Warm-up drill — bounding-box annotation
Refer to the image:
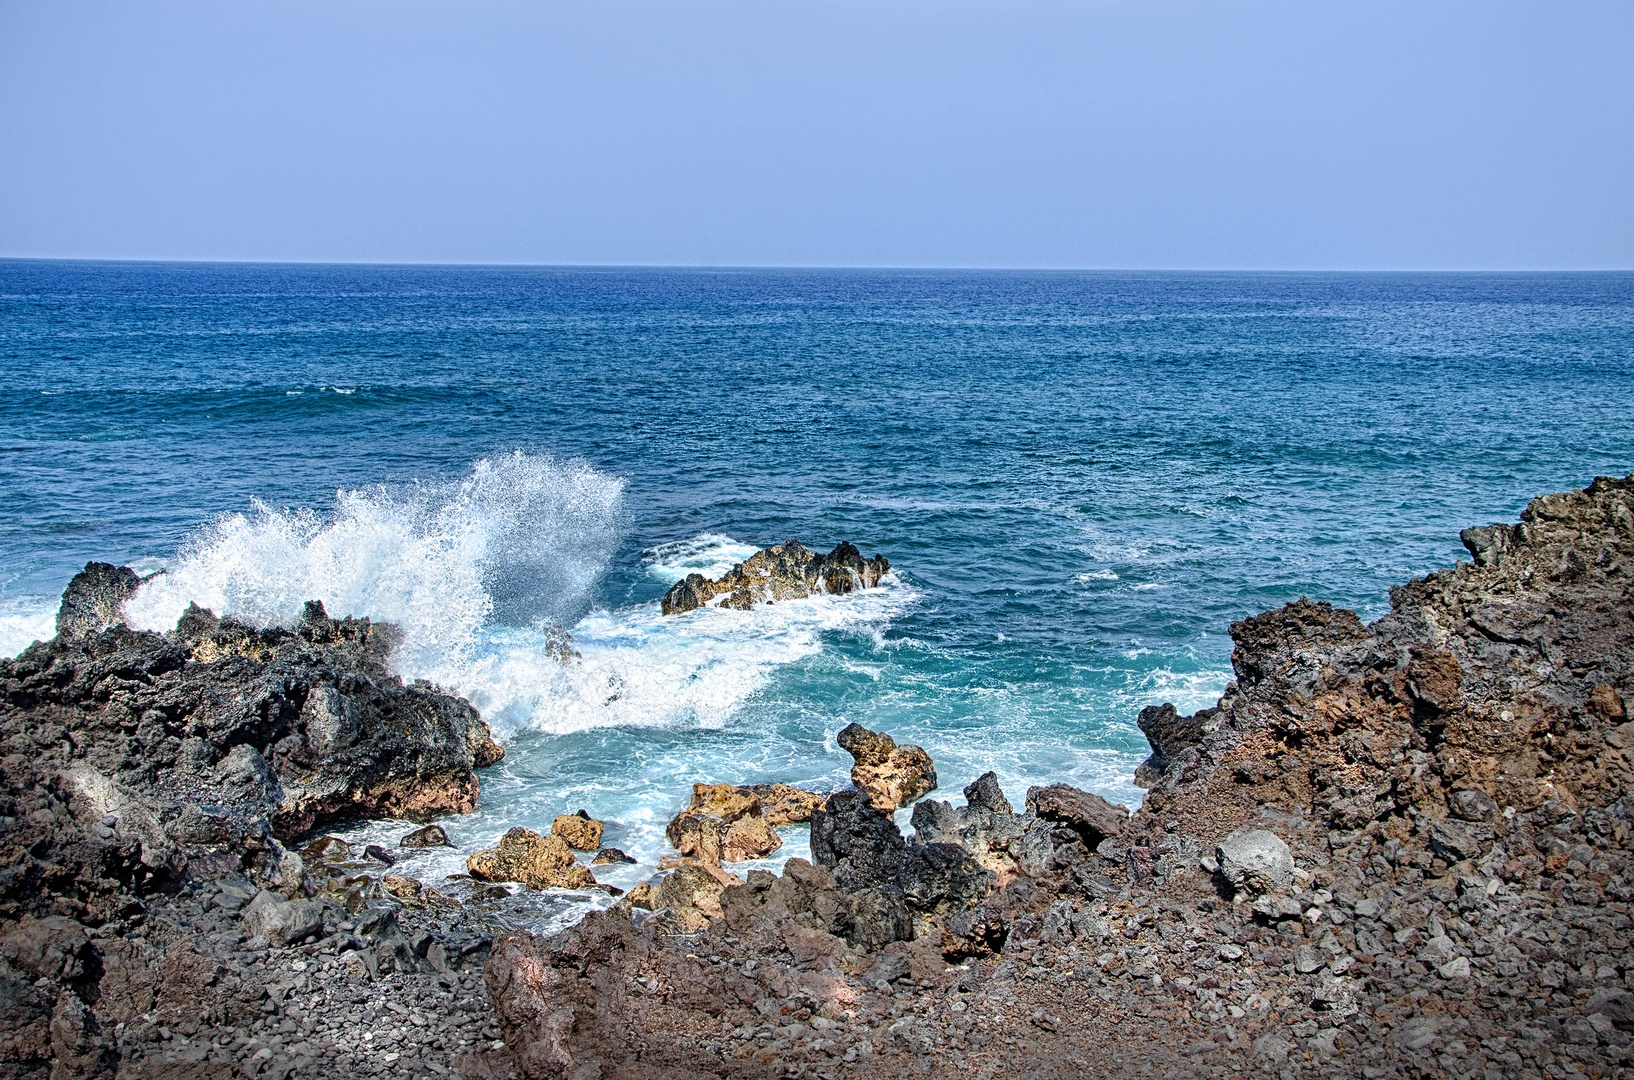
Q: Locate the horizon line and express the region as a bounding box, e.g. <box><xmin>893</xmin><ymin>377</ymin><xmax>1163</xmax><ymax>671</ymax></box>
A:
<box><xmin>1</xmin><ymin>255</ymin><xmax>1631</xmax><ymax>275</ymax></box>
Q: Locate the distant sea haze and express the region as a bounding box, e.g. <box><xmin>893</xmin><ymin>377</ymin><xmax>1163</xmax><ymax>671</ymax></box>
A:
<box><xmin>2</xmin><ymin>262</ymin><xmax>1630</xmax><ymax>927</ymax></box>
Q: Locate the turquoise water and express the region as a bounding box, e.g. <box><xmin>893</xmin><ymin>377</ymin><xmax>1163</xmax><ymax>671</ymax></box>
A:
<box><xmin>3</xmin><ymin>262</ymin><xmax>1632</xmax><ymax>927</ymax></box>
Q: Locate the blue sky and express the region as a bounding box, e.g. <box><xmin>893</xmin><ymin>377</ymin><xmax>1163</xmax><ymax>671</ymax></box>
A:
<box><xmin>1</xmin><ymin>1</ymin><xmax>1629</xmax><ymax>269</ymax></box>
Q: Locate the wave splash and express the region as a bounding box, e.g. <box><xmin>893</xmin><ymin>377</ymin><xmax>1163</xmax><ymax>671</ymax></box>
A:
<box><xmin>125</xmin><ymin>452</ymin><xmax>627</xmax><ymax>681</ymax></box>
<box><xmin>122</xmin><ymin>457</ymin><xmax>912</xmax><ymax>737</ymax></box>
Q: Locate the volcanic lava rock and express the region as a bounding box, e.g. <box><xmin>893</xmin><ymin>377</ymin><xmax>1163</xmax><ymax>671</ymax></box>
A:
<box><xmin>836</xmin><ymin>722</ymin><xmax>937</xmax><ymax>811</ymax></box>
<box><xmin>1213</xmin><ymin>828</ymin><xmax>1294</xmax><ymax>896</ymax></box>
<box><xmin>53</xmin><ymin>561</ymin><xmax>141</xmax><ymax>642</ymax></box>
<box><xmin>666</xmin><ymin>800</ymin><xmax>782</xmax><ymax>865</ymax></box>
<box><xmin>1024</xmin><ymin>782</ymin><xmax>1129</xmax><ymax>849</ymax></box>
<box><xmin>659</xmin><ymin>540</ymin><xmax>891</xmax><ymax>615</ymax></box>
<box><xmin>400</xmin><ymin>823</ymin><xmax>450</xmax><ymax>848</ymax></box>
<box><xmin>550</xmin><ymin>811</ymin><xmax>603</xmax><ymax>852</ymax></box>
<box><xmin>466</xmin><ymin>828</ymin><xmax>597</xmax><ymax>891</ymax></box>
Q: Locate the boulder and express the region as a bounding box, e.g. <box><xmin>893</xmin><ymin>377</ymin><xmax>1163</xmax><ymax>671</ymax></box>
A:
<box><xmin>240</xmin><ymin>890</ymin><xmax>324</xmax><ymax>946</ymax></box>
<box><xmin>837</xmin><ymin>722</ymin><xmax>937</xmax><ymax>811</ymax></box>
<box><xmin>1024</xmin><ymin>783</ymin><xmax>1129</xmax><ymax>848</ymax></box>
<box><xmin>659</xmin><ymin>540</ymin><xmax>891</xmax><ymax>615</ymax></box>
<box><xmin>550</xmin><ymin>811</ymin><xmax>604</xmax><ymax>851</ymax></box>
<box><xmin>591</xmin><ymin>847</ymin><xmax>636</xmax><ymax>865</ymax></box>
<box><xmin>812</xmin><ymin>790</ymin><xmax>992</xmax><ymax>914</ymax></box>
<box><xmin>54</xmin><ymin>562</ymin><xmax>141</xmax><ymax>641</ymax></box>
<box><xmin>303</xmin><ymin>836</ymin><xmax>353</xmax><ymax>862</ymax></box>
<box><xmin>652</xmin><ymin>864</ymin><xmax>730</xmax><ymax>932</ymax></box>
<box><xmin>1215</xmin><ymin>829</ymin><xmax>1294</xmax><ymax>896</ymax></box>
<box><xmin>400</xmin><ymin>824</ymin><xmax>450</xmax><ymax>848</ymax></box>
<box><xmin>467</xmin><ymin>828</ymin><xmax>597</xmax><ymax>891</ymax></box>
<box><xmin>665</xmin><ymin>806</ymin><xmax>782</xmax><ymax>864</ymax></box>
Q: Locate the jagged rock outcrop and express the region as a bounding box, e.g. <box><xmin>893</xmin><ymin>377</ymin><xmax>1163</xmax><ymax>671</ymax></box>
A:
<box><xmin>688</xmin><ymin>781</ymin><xmax>828</xmax><ymax>826</ymax></box>
<box><xmin>0</xmin><ymin>567</ymin><xmax>518</xmax><ymax>1079</ymax></box>
<box><xmin>483</xmin><ymin>476</ymin><xmax>1634</xmax><ymax>1080</ymax></box>
<box><xmin>1</xmin><ymin>570</ymin><xmax>505</xmax><ymax>902</ymax></box>
<box><xmin>666</xmin><ymin>798</ymin><xmax>783</xmax><ymax>865</ymax></box>
<box><xmin>837</xmin><ymin>722</ymin><xmax>937</xmax><ymax>810</ymax></box>
<box><xmin>660</xmin><ymin>540</ymin><xmax>891</xmax><ymax>615</ymax></box>
<box><xmin>550</xmin><ymin>811</ymin><xmax>603</xmax><ymax>851</ymax></box>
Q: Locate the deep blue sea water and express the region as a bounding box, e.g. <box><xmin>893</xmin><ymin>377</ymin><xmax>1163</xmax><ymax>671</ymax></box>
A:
<box><xmin>3</xmin><ymin>261</ymin><xmax>1631</xmax><ymax>928</ymax></box>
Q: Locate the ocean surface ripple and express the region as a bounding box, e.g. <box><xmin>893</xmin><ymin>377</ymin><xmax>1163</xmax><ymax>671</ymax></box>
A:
<box><xmin>2</xmin><ymin>262</ymin><xmax>1631</xmax><ymax>924</ymax></box>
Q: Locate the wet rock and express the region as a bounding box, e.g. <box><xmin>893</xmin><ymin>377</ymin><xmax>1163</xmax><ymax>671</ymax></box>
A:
<box><xmin>303</xmin><ymin>835</ymin><xmax>353</xmax><ymax>861</ymax></box>
<box><xmin>400</xmin><ymin>823</ymin><xmax>450</xmax><ymax>848</ymax></box>
<box><xmin>1215</xmin><ymin>829</ymin><xmax>1294</xmax><ymax>896</ymax></box>
<box><xmin>467</xmin><ymin>828</ymin><xmax>597</xmax><ymax>891</ymax></box>
<box><xmin>364</xmin><ymin>843</ymin><xmax>397</xmax><ymax>866</ymax></box>
<box><xmin>666</xmin><ymin>804</ymin><xmax>781</xmax><ymax>864</ymax></box>
<box><xmin>591</xmin><ymin>847</ymin><xmax>635</xmax><ymax>865</ymax></box>
<box><xmin>550</xmin><ymin>811</ymin><xmax>603</xmax><ymax>851</ymax></box>
<box><xmin>659</xmin><ymin>539</ymin><xmax>890</xmax><ymax>615</ymax></box>
<box><xmin>837</xmin><ymin>722</ymin><xmax>937</xmax><ymax>811</ymax></box>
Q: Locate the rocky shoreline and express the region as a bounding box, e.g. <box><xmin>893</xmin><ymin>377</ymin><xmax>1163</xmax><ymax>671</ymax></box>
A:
<box><xmin>4</xmin><ymin>478</ymin><xmax>1633</xmax><ymax>1078</ymax></box>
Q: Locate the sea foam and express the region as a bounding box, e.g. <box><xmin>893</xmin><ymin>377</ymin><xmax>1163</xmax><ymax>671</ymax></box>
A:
<box><xmin>123</xmin><ymin>456</ymin><xmax>912</xmax><ymax>737</ymax></box>
<box><xmin>125</xmin><ymin>451</ymin><xmax>627</xmax><ymax>683</ymax></box>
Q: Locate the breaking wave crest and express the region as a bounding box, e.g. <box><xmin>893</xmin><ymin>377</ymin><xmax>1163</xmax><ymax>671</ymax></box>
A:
<box><xmin>125</xmin><ymin>452</ymin><xmax>627</xmax><ymax>681</ymax></box>
<box><xmin>122</xmin><ymin>458</ymin><xmax>912</xmax><ymax>737</ymax></box>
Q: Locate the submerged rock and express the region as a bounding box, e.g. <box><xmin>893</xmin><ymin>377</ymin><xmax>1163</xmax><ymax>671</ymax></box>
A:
<box><xmin>467</xmin><ymin>828</ymin><xmax>597</xmax><ymax>891</ymax></box>
<box><xmin>659</xmin><ymin>539</ymin><xmax>890</xmax><ymax>615</ymax></box>
<box><xmin>837</xmin><ymin>722</ymin><xmax>937</xmax><ymax>810</ymax></box>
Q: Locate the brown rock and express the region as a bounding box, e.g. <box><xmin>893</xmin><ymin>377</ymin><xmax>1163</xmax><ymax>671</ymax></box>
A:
<box><xmin>665</xmin><ymin>807</ymin><xmax>782</xmax><ymax>864</ymax></box>
<box><xmin>399</xmin><ymin>824</ymin><xmax>449</xmax><ymax>848</ymax></box>
<box><xmin>659</xmin><ymin>540</ymin><xmax>891</xmax><ymax>615</ymax></box>
<box><xmin>837</xmin><ymin>722</ymin><xmax>937</xmax><ymax>810</ymax></box>
<box><xmin>1025</xmin><ymin>783</ymin><xmax>1129</xmax><ymax>848</ymax></box>
<box><xmin>550</xmin><ymin>811</ymin><xmax>604</xmax><ymax>851</ymax></box>
<box><xmin>467</xmin><ymin>828</ymin><xmax>597</xmax><ymax>891</ymax></box>
<box><xmin>591</xmin><ymin>847</ymin><xmax>635</xmax><ymax>865</ymax></box>
<box><xmin>382</xmin><ymin>875</ymin><xmax>422</xmax><ymax>899</ymax></box>
<box><xmin>652</xmin><ymin>864</ymin><xmax>730</xmax><ymax>932</ymax></box>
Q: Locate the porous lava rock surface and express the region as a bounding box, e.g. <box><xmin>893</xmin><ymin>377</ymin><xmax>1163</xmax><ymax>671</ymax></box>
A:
<box><xmin>660</xmin><ymin>541</ymin><xmax>891</xmax><ymax>616</ymax></box>
<box><xmin>836</xmin><ymin>722</ymin><xmax>937</xmax><ymax>812</ymax></box>
<box><xmin>0</xmin><ymin>568</ymin><xmax>517</xmax><ymax>1079</ymax></box>
<box><xmin>484</xmin><ymin>475</ymin><xmax>1634</xmax><ymax>1080</ymax></box>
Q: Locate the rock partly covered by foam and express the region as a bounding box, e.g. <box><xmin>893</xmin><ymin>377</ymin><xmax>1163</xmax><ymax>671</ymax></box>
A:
<box><xmin>659</xmin><ymin>539</ymin><xmax>890</xmax><ymax>615</ymax></box>
<box><xmin>837</xmin><ymin>722</ymin><xmax>937</xmax><ymax>810</ymax></box>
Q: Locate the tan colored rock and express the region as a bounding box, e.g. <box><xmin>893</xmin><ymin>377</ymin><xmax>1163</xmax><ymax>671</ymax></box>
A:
<box><xmin>688</xmin><ymin>782</ymin><xmax>826</xmax><ymax>826</ymax></box>
<box><xmin>301</xmin><ymin>835</ymin><xmax>353</xmax><ymax>863</ymax></box>
<box><xmin>665</xmin><ymin>808</ymin><xmax>781</xmax><ymax>864</ymax></box>
<box><xmin>837</xmin><ymin>723</ymin><xmax>937</xmax><ymax>811</ymax></box>
<box><xmin>551</xmin><ymin>811</ymin><xmax>604</xmax><ymax>851</ymax></box>
<box><xmin>399</xmin><ymin>824</ymin><xmax>449</xmax><ymax>848</ymax></box>
<box><xmin>653</xmin><ymin>864</ymin><xmax>730</xmax><ymax>932</ymax></box>
<box><xmin>381</xmin><ymin>875</ymin><xmax>421</xmax><ymax>899</ymax></box>
<box><xmin>467</xmin><ymin>827</ymin><xmax>597</xmax><ymax>891</ymax></box>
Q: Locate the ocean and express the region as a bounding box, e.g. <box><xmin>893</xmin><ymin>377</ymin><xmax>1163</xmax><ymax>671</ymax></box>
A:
<box><xmin>3</xmin><ymin>261</ymin><xmax>1631</xmax><ymax>930</ymax></box>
